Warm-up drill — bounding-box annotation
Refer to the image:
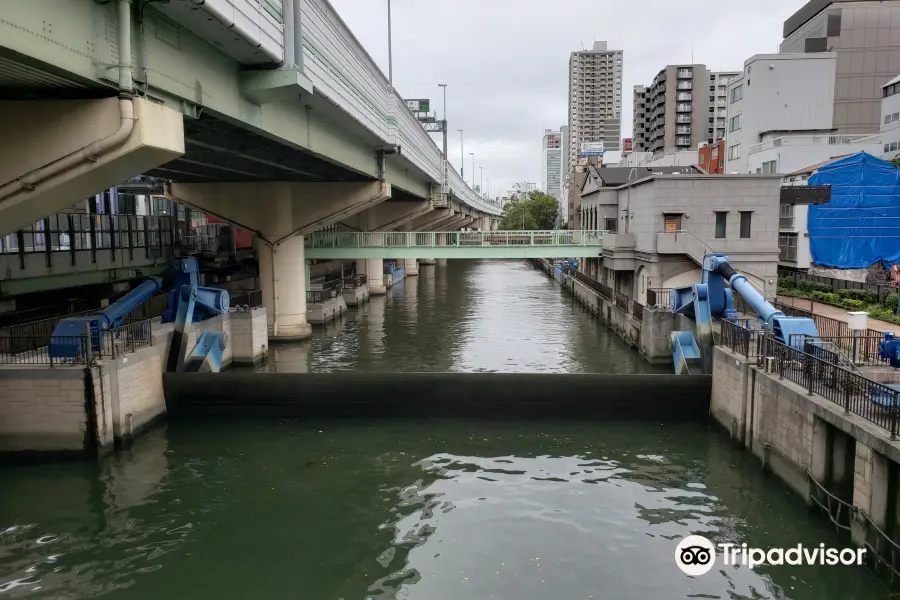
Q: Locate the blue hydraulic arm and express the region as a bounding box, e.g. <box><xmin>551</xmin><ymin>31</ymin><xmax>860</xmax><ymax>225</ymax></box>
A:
<box><xmin>670</xmin><ymin>253</ymin><xmax>820</xmax><ymax>374</ymax></box>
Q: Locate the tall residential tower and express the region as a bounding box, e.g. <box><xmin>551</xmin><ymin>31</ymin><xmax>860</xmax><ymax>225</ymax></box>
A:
<box><xmin>567</xmin><ymin>41</ymin><xmax>623</xmax><ymax>175</ymax></box>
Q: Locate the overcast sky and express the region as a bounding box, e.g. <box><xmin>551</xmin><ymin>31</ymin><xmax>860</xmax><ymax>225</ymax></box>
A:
<box><xmin>329</xmin><ymin>0</ymin><xmax>805</xmax><ymax>197</ymax></box>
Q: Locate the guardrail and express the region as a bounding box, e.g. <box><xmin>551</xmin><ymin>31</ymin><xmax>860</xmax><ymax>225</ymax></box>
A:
<box><xmin>647</xmin><ymin>288</ymin><xmax>671</xmax><ymax>310</ymax></box>
<box><xmin>306</xmin><ymin>289</ymin><xmax>336</xmax><ymax>304</ymax></box>
<box><xmin>306</xmin><ymin>230</ymin><xmax>607</xmax><ymax>249</ymax></box>
<box><xmin>97</xmin><ymin>319</ymin><xmax>153</xmax><ymax>358</ymax></box>
<box><xmin>749</xmin><ymin>133</ymin><xmax>882</xmax><ymax>155</ymax></box>
<box><xmin>720</xmin><ymin>319</ymin><xmax>765</xmax><ymax>363</ymax></box>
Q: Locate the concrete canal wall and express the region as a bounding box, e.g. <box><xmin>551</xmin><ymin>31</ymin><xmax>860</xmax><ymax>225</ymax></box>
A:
<box><xmin>0</xmin><ymin>309</ymin><xmax>267</xmax><ymax>459</ymax></box>
<box><xmin>533</xmin><ymin>259</ymin><xmax>673</xmax><ymax>365</ymax></box>
<box><xmin>710</xmin><ymin>344</ymin><xmax>900</xmax><ymax>550</ymax></box>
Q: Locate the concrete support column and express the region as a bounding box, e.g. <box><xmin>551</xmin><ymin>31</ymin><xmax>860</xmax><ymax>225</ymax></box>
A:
<box><xmin>404</xmin><ymin>258</ymin><xmax>419</xmax><ymax>276</ymax></box>
<box><xmin>437</xmin><ymin>259</ymin><xmax>448</xmax><ymax>267</ymax></box>
<box><xmin>259</xmin><ymin>235</ymin><xmax>311</xmax><ymax>340</ymax></box>
<box><xmin>810</xmin><ymin>417</ymin><xmax>831</xmax><ymax>486</ymax></box>
<box><xmin>420</xmin><ymin>258</ymin><xmax>436</xmax><ymax>266</ymax></box>
<box><xmin>832</xmin><ymin>429</ymin><xmax>851</xmax><ymax>484</ymax></box>
<box><xmin>870</xmin><ymin>451</ymin><xmax>891</xmax><ymax>529</ymax></box>
<box><xmin>359</xmin><ymin>258</ymin><xmax>386</xmax><ymax>295</ymax></box>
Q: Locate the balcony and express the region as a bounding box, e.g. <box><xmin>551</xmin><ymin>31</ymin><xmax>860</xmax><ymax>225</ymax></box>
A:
<box><xmin>677</xmin><ymin>70</ymin><xmax>693</xmax><ymax>78</ymax></box>
<box><xmin>677</xmin><ymin>82</ymin><xmax>693</xmax><ymax>90</ymax></box>
<box><xmin>676</xmin><ymin>104</ymin><xmax>691</xmax><ymax>112</ymax></box>
<box><xmin>676</xmin><ymin>115</ymin><xmax>692</xmax><ymax>124</ymax></box>
<box><xmin>675</xmin><ymin>136</ymin><xmax>692</xmax><ymax>146</ymax></box>
<box><xmin>602</xmin><ymin>233</ymin><xmax>636</xmax><ymax>271</ymax></box>
<box><xmin>677</xmin><ymin>93</ymin><xmax>692</xmax><ymax>101</ymax></box>
<box><xmin>676</xmin><ymin>126</ymin><xmax>691</xmax><ymax>135</ymax></box>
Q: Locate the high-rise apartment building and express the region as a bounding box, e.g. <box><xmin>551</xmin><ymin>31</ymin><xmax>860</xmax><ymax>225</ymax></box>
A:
<box><xmin>781</xmin><ymin>0</ymin><xmax>900</xmax><ymax>135</ymax></box>
<box><xmin>633</xmin><ymin>85</ymin><xmax>650</xmax><ymax>151</ymax></box>
<box><xmin>542</xmin><ymin>129</ymin><xmax>563</xmax><ymax>202</ymax></box>
<box><xmin>567</xmin><ymin>41</ymin><xmax>623</xmax><ymax>175</ymax></box>
<box><xmin>634</xmin><ymin>64</ymin><xmax>740</xmax><ymax>156</ymax></box>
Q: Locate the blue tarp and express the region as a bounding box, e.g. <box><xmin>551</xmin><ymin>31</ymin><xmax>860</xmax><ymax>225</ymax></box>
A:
<box><xmin>808</xmin><ymin>152</ymin><xmax>900</xmax><ymax>269</ymax></box>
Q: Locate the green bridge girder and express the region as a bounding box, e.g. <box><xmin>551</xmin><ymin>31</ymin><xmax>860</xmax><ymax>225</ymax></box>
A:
<box><xmin>304</xmin><ymin>230</ymin><xmax>607</xmax><ymax>260</ymax></box>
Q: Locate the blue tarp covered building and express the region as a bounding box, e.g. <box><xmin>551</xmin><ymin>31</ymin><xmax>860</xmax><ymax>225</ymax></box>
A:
<box><xmin>808</xmin><ymin>152</ymin><xmax>900</xmax><ymax>269</ymax></box>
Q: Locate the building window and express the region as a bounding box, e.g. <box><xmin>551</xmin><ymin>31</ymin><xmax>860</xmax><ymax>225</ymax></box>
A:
<box><xmin>761</xmin><ymin>160</ymin><xmax>777</xmax><ymax>173</ymax></box>
<box><xmin>711</xmin><ymin>146</ymin><xmax>719</xmax><ymax>160</ymax></box>
<box><xmin>664</xmin><ymin>214</ymin><xmax>682</xmax><ymax>232</ymax></box>
<box><xmin>605</xmin><ymin>218</ymin><xmax>617</xmax><ymax>232</ymax></box>
<box><xmin>740</xmin><ymin>212</ymin><xmax>752</xmax><ymax>238</ymax></box>
<box><xmin>715</xmin><ymin>212</ymin><xmax>727</xmax><ymax>238</ymax></box>
<box><xmin>728</xmin><ymin>144</ymin><xmax>741</xmax><ymax>160</ymax></box>
<box><xmin>826</xmin><ymin>10</ymin><xmax>842</xmax><ymax>36</ymax></box>
<box><xmin>729</xmin><ymin>115</ymin><xmax>742</xmax><ymax>132</ymax></box>
<box><xmin>730</xmin><ymin>85</ymin><xmax>743</xmax><ymax>103</ymax></box>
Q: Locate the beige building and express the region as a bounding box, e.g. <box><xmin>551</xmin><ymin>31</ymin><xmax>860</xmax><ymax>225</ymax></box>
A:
<box><xmin>567</xmin><ymin>41</ymin><xmax>623</xmax><ymax>175</ymax></box>
<box><xmin>781</xmin><ymin>0</ymin><xmax>900</xmax><ymax>135</ymax></box>
<box><xmin>579</xmin><ymin>172</ymin><xmax>782</xmax><ymax>305</ymax></box>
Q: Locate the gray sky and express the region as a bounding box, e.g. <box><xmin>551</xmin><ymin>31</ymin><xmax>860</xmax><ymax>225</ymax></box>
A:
<box><xmin>329</xmin><ymin>0</ymin><xmax>805</xmax><ymax>197</ymax></box>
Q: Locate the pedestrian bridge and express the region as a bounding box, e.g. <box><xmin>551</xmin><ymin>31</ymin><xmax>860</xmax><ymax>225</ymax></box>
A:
<box><xmin>304</xmin><ymin>230</ymin><xmax>607</xmax><ymax>259</ymax></box>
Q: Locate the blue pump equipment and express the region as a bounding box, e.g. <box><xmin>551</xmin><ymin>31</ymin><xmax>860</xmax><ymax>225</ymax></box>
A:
<box><xmin>670</xmin><ymin>253</ymin><xmax>820</xmax><ymax>374</ymax></box>
<box><xmin>48</xmin><ymin>257</ymin><xmax>230</xmax><ymax>373</ymax></box>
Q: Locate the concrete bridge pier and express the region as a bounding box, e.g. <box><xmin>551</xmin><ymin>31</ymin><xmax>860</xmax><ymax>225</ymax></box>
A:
<box><xmin>437</xmin><ymin>259</ymin><xmax>448</xmax><ymax>267</ymax></box>
<box><xmin>359</xmin><ymin>259</ymin><xmax>386</xmax><ymax>295</ymax></box>
<box><xmin>169</xmin><ymin>180</ymin><xmax>391</xmax><ymax>339</ymax></box>
<box><xmin>404</xmin><ymin>258</ymin><xmax>419</xmax><ymax>276</ymax></box>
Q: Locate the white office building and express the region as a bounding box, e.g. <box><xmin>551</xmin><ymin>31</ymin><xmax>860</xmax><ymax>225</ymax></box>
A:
<box><xmin>881</xmin><ymin>74</ymin><xmax>900</xmax><ymax>159</ymax></box>
<box><xmin>542</xmin><ymin>128</ymin><xmax>563</xmax><ymax>202</ymax></box>
<box><xmin>567</xmin><ymin>41</ymin><xmax>623</xmax><ymax>177</ymax></box>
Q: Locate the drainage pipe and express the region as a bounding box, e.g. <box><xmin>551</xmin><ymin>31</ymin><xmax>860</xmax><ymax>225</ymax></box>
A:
<box><xmin>0</xmin><ymin>0</ymin><xmax>136</xmax><ymax>204</ymax></box>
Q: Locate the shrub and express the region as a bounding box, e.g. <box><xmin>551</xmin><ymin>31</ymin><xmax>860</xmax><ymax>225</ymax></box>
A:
<box><xmin>778</xmin><ymin>276</ymin><xmax>796</xmax><ymax>289</ymax></box>
<box><xmin>797</xmin><ymin>280</ymin><xmax>833</xmax><ymax>294</ymax></box>
<box><xmin>841</xmin><ymin>298</ymin><xmax>865</xmax><ymax>309</ymax></box>
<box><xmin>837</xmin><ymin>288</ymin><xmax>878</xmax><ymax>304</ymax></box>
<box><xmin>887</xmin><ymin>293</ymin><xmax>900</xmax><ymax>312</ymax></box>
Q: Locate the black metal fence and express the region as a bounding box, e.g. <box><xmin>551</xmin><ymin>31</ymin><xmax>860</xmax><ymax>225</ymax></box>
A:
<box><xmin>774</xmin><ymin>300</ymin><xmax>884</xmax><ymax>357</ymax></box>
<box><xmin>768</xmin><ymin>337</ymin><xmax>900</xmax><ymax>437</ymax></box>
<box><xmin>615</xmin><ymin>291</ymin><xmax>630</xmax><ymax>313</ymax></box>
<box><xmin>0</xmin><ymin>318</ymin><xmax>153</xmax><ymax>365</ymax></box>
<box><xmin>632</xmin><ymin>301</ymin><xmax>644</xmax><ymax>322</ymax></box>
<box><xmin>562</xmin><ymin>266</ymin><xmax>647</xmax><ymax>321</ymax></box>
<box><xmin>342</xmin><ymin>274</ymin><xmax>368</xmax><ymax>289</ymax></box>
<box><xmin>720</xmin><ymin>319</ymin><xmax>765</xmax><ymax>362</ymax></box>
<box><xmin>778</xmin><ymin>269</ymin><xmax>894</xmax><ymax>303</ymax></box>
<box><xmin>230</xmin><ymin>289</ymin><xmax>263</xmax><ymax>310</ymax></box>
<box><xmin>788</xmin><ymin>334</ymin><xmax>887</xmax><ymax>367</ymax></box>
<box><xmin>306</xmin><ymin>289</ymin><xmax>337</xmax><ymax>304</ymax></box>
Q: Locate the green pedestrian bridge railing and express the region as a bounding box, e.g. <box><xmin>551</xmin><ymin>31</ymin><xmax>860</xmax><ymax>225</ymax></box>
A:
<box><xmin>303</xmin><ymin>230</ymin><xmax>609</xmax><ymax>260</ymax></box>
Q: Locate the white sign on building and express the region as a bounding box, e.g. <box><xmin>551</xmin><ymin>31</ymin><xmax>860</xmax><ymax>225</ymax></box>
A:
<box><xmin>580</xmin><ymin>141</ymin><xmax>605</xmax><ymax>156</ymax></box>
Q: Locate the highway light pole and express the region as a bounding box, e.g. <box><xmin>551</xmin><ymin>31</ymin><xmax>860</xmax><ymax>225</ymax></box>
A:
<box><xmin>458</xmin><ymin>129</ymin><xmax>464</xmax><ymax>178</ymax></box>
<box><xmin>387</xmin><ymin>0</ymin><xmax>393</xmax><ymax>88</ymax></box>
<box><xmin>479</xmin><ymin>167</ymin><xmax>483</xmax><ymax>195</ymax></box>
<box><xmin>469</xmin><ymin>153</ymin><xmax>475</xmax><ymax>188</ymax></box>
<box><xmin>438</xmin><ymin>84</ymin><xmax>448</xmax><ymax>185</ymax></box>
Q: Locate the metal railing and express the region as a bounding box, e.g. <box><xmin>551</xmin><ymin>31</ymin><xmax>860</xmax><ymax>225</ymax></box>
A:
<box><xmin>768</xmin><ymin>337</ymin><xmax>900</xmax><ymax>437</ymax></box>
<box><xmin>230</xmin><ymin>289</ymin><xmax>263</xmax><ymax>310</ymax></box>
<box><xmin>720</xmin><ymin>319</ymin><xmax>765</xmax><ymax>362</ymax></box>
<box><xmin>97</xmin><ymin>319</ymin><xmax>153</xmax><ymax>358</ymax></box>
<box><xmin>632</xmin><ymin>300</ymin><xmax>644</xmax><ymax>322</ymax></box>
<box><xmin>564</xmin><ymin>266</ymin><xmax>610</xmax><ymax>299</ymax></box>
<box><xmin>342</xmin><ymin>274</ymin><xmax>368</xmax><ymax>289</ymax></box>
<box><xmin>0</xmin><ymin>335</ymin><xmax>91</xmax><ymax>366</ymax></box>
<box><xmin>807</xmin><ymin>470</ymin><xmax>853</xmax><ymax>534</ymax></box>
<box><xmin>789</xmin><ymin>334</ymin><xmax>888</xmax><ymax>367</ymax></box>
<box><xmin>0</xmin><ymin>318</ymin><xmax>153</xmax><ymax>365</ymax></box>
<box><xmin>0</xmin><ymin>214</ymin><xmax>174</xmax><ymax>256</ymax></box>
<box><xmin>306</xmin><ymin>230</ymin><xmax>608</xmax><ymax>249</ymax></box>
<box><xmin>777</xmin><ymin>271</ymin><xmax>894</xmax><ymax>304</ymax></box>
<box><xmin>615</xmin><ymin>291</ymin><xmax>630</xmax><ymax>313</ymax></box>
<box><xmin>306</xmin><ymin>289</ymin><xmax>336</xmax><ymax>304</ymax></box>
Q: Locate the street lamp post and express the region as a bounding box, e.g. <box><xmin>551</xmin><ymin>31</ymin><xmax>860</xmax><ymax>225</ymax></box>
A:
<box><xmin>469</xmin><ymin>152</ymin><xmax>475</xmax><ymax>188</ymax></box>
<box><xmin>438</xmin><ymin>84</ymin><xmax>448</xmax><ymax>184</ymax></box>
<box><xmin>387</xmin><ymin>0</ymin><xmax>393</xmax><ymax>88</ymax></box>
<box><xmin>479</xmin><ymin>167</ymin><xmax>483</xmax><ymax>195</ymax></box>
<box><xmin>458</xmin><ymin>129</ymin><xmax>464</xmax><ymax>178</ymax></box>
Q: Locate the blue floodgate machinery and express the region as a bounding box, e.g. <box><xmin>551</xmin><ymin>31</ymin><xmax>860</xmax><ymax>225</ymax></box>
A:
<box><xmin>48</xmin><ymin>257</ymin><xmax>230</xmax><ymax>373</ymax></box>
<box><xmin>669</xmin><ymin>253</ymin><xmax>820</xmax><ymax>375</ymax></box>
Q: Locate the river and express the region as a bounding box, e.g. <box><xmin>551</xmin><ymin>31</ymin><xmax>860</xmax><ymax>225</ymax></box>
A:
<box><xmin>0</xmin><ymin>260</ymin><xmax>888</xmax><ymax>599</ymax></box>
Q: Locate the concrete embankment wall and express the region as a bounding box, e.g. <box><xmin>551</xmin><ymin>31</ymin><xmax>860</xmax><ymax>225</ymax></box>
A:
<box><xmin>164</xmin><ymin>373</ymin><xmax>711</xmax><ymax>421</ymax></box>
<box><xmin>533</xmin><ymin>260</ymin><xmax>673</xmax><ymax>365</ymax></box>
<box><xmin>0</xmin><ymin>309</ymin><xmax>268</xmax><ymax>459</ymax></box>
<box><xmin>710</xmin><ymin>344</ymin><xmax>900</xmax><ymax>549</ymax></box>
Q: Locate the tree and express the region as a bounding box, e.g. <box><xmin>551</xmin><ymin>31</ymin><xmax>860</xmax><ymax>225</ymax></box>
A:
<box><xmin>501</xmin><ymin>201</ymin><xmax>537</xmax><ymax>230</ymax></box>
<box><xmin>525</xmin><ymin>191</ymin><xmax>559</xmax><ymax>230</ymax></box>
<box><xmin>891</xmin><ymin>155</ymin><xmax>900</xmax><ymax>168</ymax></box>
<box><xmin>499</xmin><ymin>192</ymin><xmax>559</xmax><ymax>230</ymax></box>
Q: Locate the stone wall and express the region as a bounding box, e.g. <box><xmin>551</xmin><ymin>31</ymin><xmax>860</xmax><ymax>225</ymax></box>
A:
<box><xmin>230</xmin><ymin>308</ymin><xmax>269</xmax><ymax>364</ymax></box>
<box><xmin>0</xmin><ymin>368</ymin><xmax>90</xmax><ymax>453</ymax></box>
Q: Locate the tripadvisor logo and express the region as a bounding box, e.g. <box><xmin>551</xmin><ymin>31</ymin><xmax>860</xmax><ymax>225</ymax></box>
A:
<box><xmin>674</xmin><ymin>535</ymin><xmax>866</xmax><ymax>576</ymax></box>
